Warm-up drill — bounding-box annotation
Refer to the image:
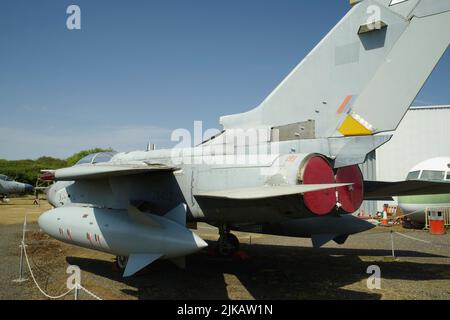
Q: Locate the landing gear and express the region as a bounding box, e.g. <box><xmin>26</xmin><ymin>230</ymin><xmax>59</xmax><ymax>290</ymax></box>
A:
<box><xmin>115</xmin><ymin>255</ymin><xmax>128</xmax><ymax>271</ymax></box>
<box><xmin>216</xmin><ymin>224</ymin><xmax>240</xmax><ymax>257</ymax></box>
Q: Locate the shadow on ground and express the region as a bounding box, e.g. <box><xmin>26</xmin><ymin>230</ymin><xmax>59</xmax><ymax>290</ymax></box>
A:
<box><xmin>66</xmin><ymin>241</ymin><xmax>450</xmax><ymax>300</ymax></box>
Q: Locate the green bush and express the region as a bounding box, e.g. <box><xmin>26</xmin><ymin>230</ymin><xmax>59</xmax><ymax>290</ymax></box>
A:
<box><xmin>0</xmin><ymin>148</ymin><xmax>114</xmax><ymax>185</ymax></box>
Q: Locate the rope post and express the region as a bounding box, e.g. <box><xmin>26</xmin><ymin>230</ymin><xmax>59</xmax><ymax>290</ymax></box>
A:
<box><xmin>13</xmin><ymin>215</ymin><xmax>28</xmax><ymax>283</ymax></box>
<box><xmin>74</xmin><ymin>284</ymin><xmax>80</xmax><ymax>300</ymax></box>
<box><xmin>390</xmin><ymin>230</ymin><xmax>395</xmax><ymax>258</ymax></box>
<box><xmin>17</xmin><ymin>224</ymin><xmax>89</xmax><ymax>300</ymax></box>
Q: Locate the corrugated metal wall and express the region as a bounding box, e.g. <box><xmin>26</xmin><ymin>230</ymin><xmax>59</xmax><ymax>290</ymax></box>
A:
<box><xmin>376</xmin><ymin>106</ymin><xmax>450</xmax><ymax>181</ymax></box>
<box><xmin>375</xmin><ymin>105</ymin><xmax>450</xmax><ymax>211</ymax></box>
<box><xmin>359</xmin><ymin>151</ymin><xmax>377</xmax><ymax>215</ymax></box>
<box><xmin>355</xmin><ymin>106</ymin><xmax>450</xmax><ymax>215</ymax></box>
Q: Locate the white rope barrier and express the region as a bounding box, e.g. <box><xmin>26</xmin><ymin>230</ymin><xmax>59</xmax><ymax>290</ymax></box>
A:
<box><xmin>17</xmin><ymin>214</ymin><xmax>103</xmax><ymax>300</ymax></box>
<box><xmin>22</xmin><ymin>241</ymin><xmax>73</xmax><ymax>299</ymax></box>
<box><xmin>393</xmin><ymin>231</ymin><xmax>450</xmax><ymax>249</ymax></box>
<box><xmin>393</xmin><ymin>232</ymin><xmax>432</xmax><ymax>244</ymax></box>
<box><xmin>79</xmin><ymin>285</ymin><xmax>103</xmax><ymax>300</ymax></box>
<box><xmin>393</xmin><ymin>209</ymin><xmax>427</xmax><ymax>220</ymax></box>
<box><xmin>23</xmin><ymin>241</ymin><xmax>104</xmax><ymax>300</ymax></box>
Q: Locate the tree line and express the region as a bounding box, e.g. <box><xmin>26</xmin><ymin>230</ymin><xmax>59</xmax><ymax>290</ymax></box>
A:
<box><xmin>0</xmin><ymin>148</ymin><xmax>114</xmax><ymax>185</ymax></box>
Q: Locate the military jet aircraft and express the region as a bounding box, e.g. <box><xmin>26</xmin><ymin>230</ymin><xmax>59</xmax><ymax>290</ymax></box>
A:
<box><xmin>0</xmin><ymin>174</ymin><xmax>34</xmax><ymax>202</ymax></box>
<box><xmin>38</xmin><ymin>0</ymin><xmax>450</xmax><ymax>277</ymax></box>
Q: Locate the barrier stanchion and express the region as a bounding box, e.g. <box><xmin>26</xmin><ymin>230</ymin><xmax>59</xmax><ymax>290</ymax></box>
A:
<box><xmin>13</xmin><ymin>215</ymin><xmax>28</xmax><ymax>283</ymax></box>
<box><xmin>74</xmin><ymin>284</ymin><xmax>79</xmax><ymax>300</ymax></box>
<box><xmin>13</xmin><ymin>215</ymin><xmax>103</xmax><ymax>300</ymax></box>
<box><xmin>390</xmin><ymin>230</ymin><xmax>395</xmax><ymax>258</ymax></box>
<box><xmin>22</xmin><ymin>239</ymin><xmax>73</xmax><ymax>299</ymax></box>
<box><xmin>386</xmin><ymin>230</ymin><xmax>450</xmax><ymax>263</ymax></box>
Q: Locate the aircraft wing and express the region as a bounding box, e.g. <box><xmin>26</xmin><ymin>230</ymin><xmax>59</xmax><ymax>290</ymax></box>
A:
<box><xmin>195</xmin><ymin>183</ymin><xmax>352</xmax><ymax>200</ymax></box>
<box><xmin>364</xmin><ymin>180</ymin><xmax>450</xmax><ymax>200</ymax></box>
<box><xmin>54</xmin><ymin>163</ymin><xmax>177</xmax><ymax>181</ymax></box>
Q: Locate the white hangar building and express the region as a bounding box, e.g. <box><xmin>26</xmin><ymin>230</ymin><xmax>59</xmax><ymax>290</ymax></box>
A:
<box><xmin>360</xmin><ymin>105</ymin><xmax>450</xmax><ymax>214</ymax></box>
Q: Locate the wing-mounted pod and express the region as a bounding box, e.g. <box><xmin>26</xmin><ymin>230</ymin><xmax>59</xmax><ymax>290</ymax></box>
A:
<box><xmin>39</xmin><ymin>204</ymin><xmax>208</xmax><ymax>278</ymax></box>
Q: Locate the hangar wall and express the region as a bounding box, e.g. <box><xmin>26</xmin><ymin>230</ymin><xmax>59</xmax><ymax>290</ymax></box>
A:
<box><xmin>359</xmin><ymin>105</ymin><xmax>450</xmax><ymax>214</ymax></box>
<box><xmin>376</xmin><ymin>105</ymin><xmax>450</xmax><ymax>182</ymax></box>
<box><xmin>359</xmin><ymin>151</ymin><xmax>377</xmax><ymax>215</ymax></box>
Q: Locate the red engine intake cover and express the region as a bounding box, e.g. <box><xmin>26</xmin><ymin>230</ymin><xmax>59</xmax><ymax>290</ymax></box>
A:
<box><xmin>335</xmin><ymin>165</ymin><xmax>364</xmax><ymax>214</ymax></box>
<box><xmin>301</xmin><ymin>156</ymin><xmax>336</xmax><ymax>216</ymax></box>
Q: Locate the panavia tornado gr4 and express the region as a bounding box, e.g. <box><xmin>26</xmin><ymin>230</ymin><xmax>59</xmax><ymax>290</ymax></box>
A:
<box><xmin>39</xmin><ymin>0</ymin><xmax>450</xmax><ymax>277</ymax></box>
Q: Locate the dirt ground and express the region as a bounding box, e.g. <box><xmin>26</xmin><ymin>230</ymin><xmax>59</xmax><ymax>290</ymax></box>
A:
<box><xmin>0</xmin><ymin>196</ymin><xmax>51</xmax><ymax>225</ymax></box>
<box><xmin>1</xmin><ymin>197</ymin><xmax>449</xmax><ymax>300</ymax></box>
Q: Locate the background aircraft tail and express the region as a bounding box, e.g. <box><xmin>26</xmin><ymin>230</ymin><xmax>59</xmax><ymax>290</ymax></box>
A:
<box><xmin>220</xmin><ymin>0</ymin><xmax>450</xmax><ymax>139</ymax></box>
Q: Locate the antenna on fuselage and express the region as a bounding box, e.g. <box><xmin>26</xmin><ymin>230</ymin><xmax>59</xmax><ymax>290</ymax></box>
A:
<box><xmin>146</xmin><ymin>142</ymin><xmax>156</xmax><ymax>152</ymax></box>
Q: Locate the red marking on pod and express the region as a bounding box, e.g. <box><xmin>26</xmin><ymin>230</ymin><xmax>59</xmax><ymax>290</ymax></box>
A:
<box><xmin>86</xmin><ymin>232</ymin><xmax>94</xmax><ymax>246</ymax></box>
<box><xmin>66</xmin><ymin>229</ymin><xmax>73</xmax><ymax>241</ymax></box>
<box><xmin>336</xmin><ymin>165</ymin><xmax>364</xmax><ymax>214</ymax></box>
<box><xmin>302</xmin><ymin>156</ymin><xmax>336</xmax><ymax>216</ymax></box>
<box><xmin>97</xmin><ymin>234</ymin><xmax>102</xmax><ymax>248</ymax></box>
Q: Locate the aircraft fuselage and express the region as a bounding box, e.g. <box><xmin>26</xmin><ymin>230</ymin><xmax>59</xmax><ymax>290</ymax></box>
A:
<box><xmin>46</xmin><ymin>138</ymin><xmax>374</xmax><ymax>239</ymax></box>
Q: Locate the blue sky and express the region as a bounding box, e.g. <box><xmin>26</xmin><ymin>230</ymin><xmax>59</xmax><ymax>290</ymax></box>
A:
<box><xmin>0</xmin><ymin>0</ymin><xmax>449</xmax><ymax>160</ymax></box>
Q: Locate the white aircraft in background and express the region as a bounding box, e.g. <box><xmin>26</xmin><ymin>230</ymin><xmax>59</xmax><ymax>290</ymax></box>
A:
<box><xmin>399</xmin><ymin>158</ymin><xmax>450</xmax><ymax>225</ymax></box>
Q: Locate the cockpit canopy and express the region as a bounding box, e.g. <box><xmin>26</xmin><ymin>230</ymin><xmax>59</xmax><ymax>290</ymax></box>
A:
<box><xmin>406</xmin><ymin>170</ymin><xmax>450</xmax><ymax>182</ymax></box>
<box><xmin>76</xmin><ymin>152</ymin><xmax>117</xmax><ymax>165</ymax></box>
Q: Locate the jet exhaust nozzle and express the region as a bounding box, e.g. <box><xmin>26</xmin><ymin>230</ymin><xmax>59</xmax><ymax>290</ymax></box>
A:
<box><xmin>299</xmin><ymin>155</ymin><xmax>364</xmax><ymax>215</ymax></box>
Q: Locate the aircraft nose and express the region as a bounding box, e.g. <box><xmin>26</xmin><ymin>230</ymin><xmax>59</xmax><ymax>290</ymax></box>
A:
<box><xmin>24</xmin><ymin>184</ymin><xmax>34</xmax><ymax>193</ymax></box>
<box><xmin>38</xmin><ymin>211</ymin><xmax>53</xmax><ymax>234</ymax></box>
<box><xmin>46</xmin><ymin>183</ymin><xmax>61</xmax><ymax>207</ymax></box>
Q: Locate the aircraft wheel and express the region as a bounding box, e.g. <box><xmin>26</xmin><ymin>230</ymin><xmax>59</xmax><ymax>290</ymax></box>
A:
<box><xmin>115</xmin><ymin>255</ymin><xmax>128</xmax><ymax>271</ymax></box>
<box><xmin>217</xmin><ymin>233</ymin><xmax>240</xmax><ymax>257</ymax></box>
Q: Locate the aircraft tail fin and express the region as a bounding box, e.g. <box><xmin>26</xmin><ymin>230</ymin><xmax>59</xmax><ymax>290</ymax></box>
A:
<box><xmin>220</xmin><ymin>0</ymin><xmax>450</xmax><ymax>138</ymax></box>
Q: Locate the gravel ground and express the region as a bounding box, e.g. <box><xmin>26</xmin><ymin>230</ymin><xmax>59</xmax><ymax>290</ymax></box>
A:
<box><xmin>1</xmin><ymin>199</ymin><xmax>449</xmax><ymax>300</ymax></box>
<box><xmin>0</xmin><ymin>223</ymin><xmax>30</xmax><ymax>300</ymax></box>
